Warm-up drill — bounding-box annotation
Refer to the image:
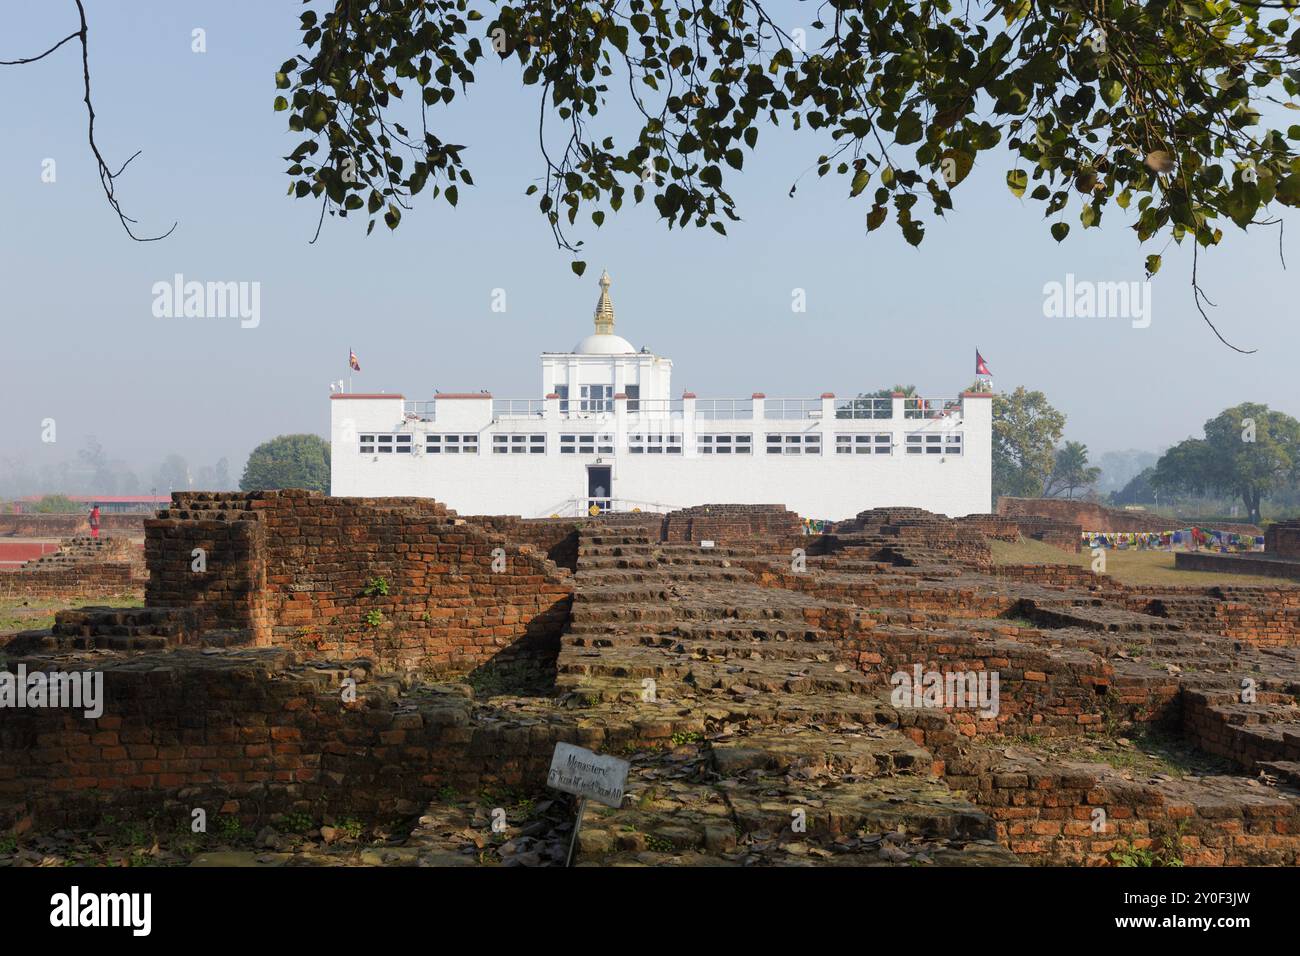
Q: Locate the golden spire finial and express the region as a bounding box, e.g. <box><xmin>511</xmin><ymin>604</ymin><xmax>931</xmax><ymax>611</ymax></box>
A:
<box><xmin>594</xmin><ymin>269</ymin><xmax>615</xmax><ymax>335</ymax></box>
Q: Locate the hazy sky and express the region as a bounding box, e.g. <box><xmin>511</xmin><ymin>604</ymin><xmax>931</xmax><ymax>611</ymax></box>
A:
<box><xmin>3</xmin><ymin>1</ymin><xmax>1298</xmax><ymax>483</ymax></box>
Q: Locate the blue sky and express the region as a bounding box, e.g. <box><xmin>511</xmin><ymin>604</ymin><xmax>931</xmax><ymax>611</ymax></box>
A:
<box><xmin>2</xmin><ymin>0</ymin><xmax>1298</xmax><ymax>485</ymax></box>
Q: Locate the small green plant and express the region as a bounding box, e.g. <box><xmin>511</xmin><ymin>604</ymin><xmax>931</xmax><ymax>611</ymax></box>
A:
<box><xmin>1110</xmin><ymin>832</ymin><xmax>1186</xmax><ymax>868</ymax></box>
<box><xmin>363</xmin><ymin>609</ymin><xmax>384</xmax><ymax>628</ymax></box>
<box><xmin>646</xmin><ymin>835</ymin><xmax>674</xmax><ymax>853</ymax></box>
<box><xmin>0</xmin><ymin>833</ymin><xmax>17</xmax><ymax>854</ymax></box>
<box><xmin>670</xmin><ymin>730</ymin><xmax>702</xmax><ymax>746</ymax></box>
<box><xmin>363</xmin><ymin>576</ymin><xmax>389</xmax><ymax>597</ymax></box>
<box><xmin>282</xmin><ymin>811</ymin><xmax>314</xmax><ymax>834</ymax></box>
<box><xmin>216</xmin><ymin>814</ymin><xmax>249</xmax><ymax>842</ymax></box>
<box><xmin>115</xmin><ymin>820</ymin><xmax>148</xmax><ymax>847</ymax></box>
<box><xmin>338</xmin><ymin>818</ymin><xmax>364</xmax><ymax>839</ymax></box>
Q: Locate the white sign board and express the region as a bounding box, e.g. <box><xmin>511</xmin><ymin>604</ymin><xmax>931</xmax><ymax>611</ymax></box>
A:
<box><xmin>546</xmin><ymin>742</ymin><xmax>630</xmax><ymax>809</ymax></box>
<box><xmin>700</xmin><ymin>540</ymin><xmax>716</xmax><ymax>549</ymax></box>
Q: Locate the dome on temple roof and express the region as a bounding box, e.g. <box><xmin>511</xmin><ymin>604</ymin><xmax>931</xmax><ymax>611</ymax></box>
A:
<box><xmin>573</xmin><ymin>333</ymin><xmax>636</xmax><ymax>354</ymax></box>
<box><xmin>571</xmin><ymin>269</ymin><xmax>635</xmax><ymax>353</ymax></box>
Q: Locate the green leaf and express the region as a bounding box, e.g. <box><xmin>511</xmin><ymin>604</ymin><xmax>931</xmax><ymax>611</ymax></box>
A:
<box><xmin>939</xmin><ymin>150</ymin><xmax>972</xmax><ymax>186</ymax></box>
<box><xmin>1145</xmin><ymin>254</ymin><xmax>1162</xmax><ymax>276</ymax></box>
<box><xmin>1051</xmin><ymin>222</ymin><xmax>1069</xmax><ymax>242</ymax></box>
<box><xmin>1006</xmin><ymin>169</ymin><xmax>1028</xmax><ymax>197</ymax></box>
<box><xmin>273</xmin><ymin>96</ymin><xmax>289</xmax><ymax>112</ymax></box>
<box><xmin>849</xmin><ymin>169</ymin><xmax>871</xmax><ymax>197</ymax></box>
<box><xmin>1277</xmin><ymin>174</ymin><xmax>1300</xmax><ymax>206</ymax></box>
<box><xmin>571</xmin><ymin>260</ymin><xmax>587</xmax><ymax>277</ymax></box>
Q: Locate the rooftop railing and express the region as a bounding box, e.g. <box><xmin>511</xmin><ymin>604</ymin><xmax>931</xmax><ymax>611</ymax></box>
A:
<box><xmin>763</xmin><ymin>398</ymin><xmax>823</xmax><ymax>420</ymax></box>
<box><xmin>444</xmin><ymin>395</ymin><xmax>967</xmax><ymax>424</ymax></box>
<box><xmin>695</xmin><ymin>398</ymin><xmax>754</xmax><ymax>420</ymax></box>
<box><xmin>905</xmin><ymin>398</ymin><xmax>962</xmax><ymax>420</ymax></box>
<box><xmin>403</xmin><ymin>401</ymin><xmax>436</xmax><ymax>421</ymax></box>
<box><xmin>492</xmin><ymin>399</ymin><xmax>546</xmax><ymax>418</ymax></box>
<box><xmin>626</xmin><ymin>398</ymin><xmax>684</xmax><ymax>417</ymax></box>
<box><xmin>833</xmin><ymin>397</ymin><xmax>893</xmax><ymax>419</ymax></box>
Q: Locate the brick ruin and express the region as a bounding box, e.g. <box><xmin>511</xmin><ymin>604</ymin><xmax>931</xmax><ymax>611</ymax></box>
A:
<box><xmin>997</xmin><ymin>495</ymin><xmax>1264</xmax><ymax>539</ymax></box>
<box><xmin>1266</xmin><ymin>519</ymin><xmax>1300</xmax><ymax>559</ymax></box>
<box><xmin>0</xmin><ymin>535</ymin><xmax>147</xmax><ymax>599</ymax></box>
<box><xmin>3</xmin><ymin>492</ymin><xmax>1300</xmax><ymax>867</ymax></box>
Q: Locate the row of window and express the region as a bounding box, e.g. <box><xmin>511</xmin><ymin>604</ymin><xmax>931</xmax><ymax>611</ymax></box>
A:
<box><xmin>555</xmin><ymin>384</ymin><xmax>641</xmax><ymax>413</ymax></box>
<box><xmin>360</xmin><ymin>432</ymin><xmax>964</xmax><ymax>456</ymax></box>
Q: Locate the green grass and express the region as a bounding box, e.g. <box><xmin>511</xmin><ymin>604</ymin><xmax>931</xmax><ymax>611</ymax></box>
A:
<box><xmin>991</xmin><ymin>537</ymin><xmax>1295</xmax><ymax>587</ymax></box>
<box><xmin>0</xmin><ymin>592</ymin><xmax>143</xmax><ymax>635</ymax></box>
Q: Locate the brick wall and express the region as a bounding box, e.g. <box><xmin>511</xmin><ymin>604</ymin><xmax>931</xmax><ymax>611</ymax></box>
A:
<box><xmin>0</xmin><ymin>649</ymin><xmax>580</xmax><ymax>831</ymax></box>
<box><xmin>1175</xmin><ymin>551</ymin><xmax>1300</xmax><ymax>582</ymax></box>
<box><xmin>143</xmin><ymin>491</ymin><xmax>575</xmax><ymax>674</ymax></box>
<box><xmin>0</xmin><ymin>536</ymin><xmax>145</xmax><ymax>599</ymax></box>
<box><xmin>954</xmin><ymin>515</ymin><xmax>1021</xmax><ymax>542</ymax></box>
<box><xmin>464</xmin><ymin>516</ymin><xmax>584</xmax><ymax>570</ymax></box>
<box><xmin>997</xmin><ymin>497</ymin><xmax>1177</xmax><ymax>533</ymax></box>
<box><xmin>660</xmin><ymin>504</ymin><xmax>803</xmax><ymax>550</ymax></box>
<box><xmin>944</xmin><ymin>747</ymin><xmax>1300</xmax><ymax>866</ymax></box>
<box><xmin>1132</xmin><ymin>585</ymin><xmax>1300</xmax><ymax>646</ymax></box>
<box><xmin>0</xmin><ymin>564</ymin><xmax>140</xmax><ymax>599</ymax></box>
<box><xmin>988</xmin><ymin>564</ymin><xmax>1103</xmax><ymax>587</ymax></box>
<box><xmin>1266</xmin><ymin>520</ymin><xmax>1300</xmax><ymax>558</ymax></box>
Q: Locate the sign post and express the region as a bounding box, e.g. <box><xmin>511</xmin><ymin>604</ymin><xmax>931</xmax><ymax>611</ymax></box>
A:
<box><xmin>546</xmin><ymin>742</ymin><xmax>630</xmax><ymax>868</ymax></box>
<box><xmin>565</xmin><ymin>798</ymin><xmax>587</xmax><ymax>868</ymax></box>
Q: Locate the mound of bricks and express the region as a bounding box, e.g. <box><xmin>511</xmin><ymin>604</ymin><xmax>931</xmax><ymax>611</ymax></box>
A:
<box><xmin>0</xmin><ymin>535</ymin><xmax>145</xmax><ymax>599</ymax></box>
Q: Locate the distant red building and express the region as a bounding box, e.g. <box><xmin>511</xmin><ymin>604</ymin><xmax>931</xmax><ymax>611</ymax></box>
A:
<box><xmin>14</xmin><ymin>495</ymin><xmax>171</xmax><ymax>514</ymax></box>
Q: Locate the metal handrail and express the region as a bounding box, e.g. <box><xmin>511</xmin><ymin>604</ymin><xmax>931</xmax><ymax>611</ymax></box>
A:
<box><xmin>833</xmin><ymin>397</ymin><xmax>893</xmax><ymax>419</ymax></box>
<box><xmin>695</xmin><ymin>398</ymin><xmax>754</xmax><ymax>420</ymax></box>
<box><xmin>403</xmin><ymin>401</ymin><xmax>436</xmax><ymax>421</ymax></box>
<box><xmin>763</xmin><ymin>398</ymin><xmax>822</xmax><ymax>420</ymax></box>
<box><xmin>493</xmin><ymin>399</ymin><xmax>546</xmax><ymax>418</ymax></box>
<box><xmin>905</xmin><ymin>398</ymin><xmax>962</xmax><ymax>420</ymax></box>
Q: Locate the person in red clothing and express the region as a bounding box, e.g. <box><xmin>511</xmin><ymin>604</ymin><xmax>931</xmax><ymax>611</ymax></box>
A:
<box><xmin>89</xmin><ymin>503</ymin><xmax>101</xmax><ymax>539</ymax></box>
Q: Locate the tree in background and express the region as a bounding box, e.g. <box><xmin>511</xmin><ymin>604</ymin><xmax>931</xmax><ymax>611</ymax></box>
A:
<box><xmin>77</xmin><ymin>436</ymin><xmax>117</xmax><ymax>494</ymax></box>
<box><xmin>1153</xmin><ymin>403</ymin><xmax>1300</xmax><ymax>525</ymax></box>
<box><xmin>240</xmin><ymin>435</ymin><xmax>331</xmax><ymax>494</ymax></box>
<box><xmin>1111</xmin><ymin>467</ymin><xmax>1160</xmax><ymax>507</ymax></box>
<box><xmin>33</xmin><ymin>494</ymin><xmax>81</xmax><ymax>514</ymax></box>
<box><xmin>992</xmin><ymin>387</ymin><xmax>1066</xmax><ymax>502</ymax></box>
<box><xmin>1043</xmin><ymin>441</ymin><xmax>1101</xmax><ymax>499</ymax></box>
<box><xmin>153</xmin><ymin>454</ymin><xmax>191</xmax><ymax>493</ymax></box>
<box><xmin>196</xmin><ymin>457</ymin><xmax>234</xmax><ymax>491</ymax></box>
<box><xmin>836</xmin><ymin>385</ymin><xmax>915</xmax><ymax>420</ymax></box>
<box><xmin>1096</xmin><ymin>449</ymin><xmax>1160</xmax><ymax>495</ymax></box>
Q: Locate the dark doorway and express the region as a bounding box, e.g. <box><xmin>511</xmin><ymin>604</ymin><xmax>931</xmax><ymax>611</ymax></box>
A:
<box><xmin>587</xmin><ymin>466</ymin><xmax>612</xmax><ymax>513</ymax></box>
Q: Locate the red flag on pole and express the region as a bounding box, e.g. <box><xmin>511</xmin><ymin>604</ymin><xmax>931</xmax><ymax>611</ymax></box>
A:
<box><xmin>975</xmin><ymin>350</ymin><xmax>991</xmax><ymax>376</ymax></box>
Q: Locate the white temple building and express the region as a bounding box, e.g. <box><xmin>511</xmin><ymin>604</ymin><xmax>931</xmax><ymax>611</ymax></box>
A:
<box><xmin>330</xmin><ymin>273</ymin><xmax>991</xmax><ymax>519</ymax></box>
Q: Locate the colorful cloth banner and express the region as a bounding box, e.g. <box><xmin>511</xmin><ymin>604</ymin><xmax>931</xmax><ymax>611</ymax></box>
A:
<box><xmin>1081</xmin><ymin>528</ymin><xmax>1265</xmax><ymax>553</ymax></box>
